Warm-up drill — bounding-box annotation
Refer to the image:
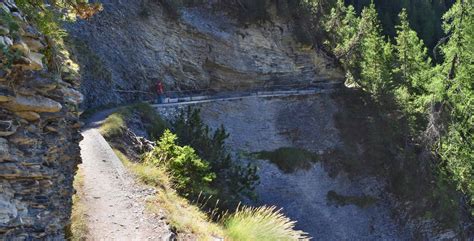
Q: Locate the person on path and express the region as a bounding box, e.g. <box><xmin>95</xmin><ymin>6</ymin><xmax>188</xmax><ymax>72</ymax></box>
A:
<box><xmin>156</xmin><ymin>80</ymin><xmax>165</xmax><ymax>104</ymax></box>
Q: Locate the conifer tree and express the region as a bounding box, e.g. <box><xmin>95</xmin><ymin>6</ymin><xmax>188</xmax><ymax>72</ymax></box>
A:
<box><xmin>394</xmin><ymin>9</ymin><xmax>431</xmax><ymax>94</ymax></box>
<box><xmin>393</xmin><ymin>9</ymin><xmax>432</xmax><ymax>126</ymax></box>
<box><xmin>325</xmin><ymin>0</ymin><xmax>361</xmax><ymax>84</ymax></box>
<box><xmin>359</xmin><ymin>3</ymin><xmax>394</xmax><ymax>97</ymax></box>
<box><xmin>437</xmin><ymin>0</ymin><xmax>474</xmax><ymax>210</ymax></box>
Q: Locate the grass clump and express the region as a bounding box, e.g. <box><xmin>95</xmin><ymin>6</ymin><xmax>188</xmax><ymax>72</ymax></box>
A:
<box><xmin>224</xmin><ymin>206</ymin><xmax>309</xmax><ymax>241</ymax></box>
<box><xmin>326</xmin><ymin>190</ymin><xmax>378</xmax><ymax>209</ymax></box>
<box><xmin>99</xmin><ymin>103</ymin><xmax>167</xmax><ymax>139</ymax></box>
<box><xmin>66</xmin><ymin>166</ymin><xmax>89</xmax><ymax>240</ymax></box>
<box><xmin>114</xmin><ymin>148</ymin><xmax>224</xmax><ymax>239</ymax></box>
<box><xmin>149</xmin><ymin>191</ymin><xmax>224</xmax><ymax>239</ymax></box>
<box><xmin>114</xmin><ymin>149</ymin><xmax>171</xmax><ymax>188</ymax></box>
<box><xmin>255</xmin><ymin>147</ymin><xmax>319</xmax><ymax>173</ymax></box>
<box><xmin>99</xmin><ymin>112</ymin><xmax>127</xmax><ymax>138</ymax></box>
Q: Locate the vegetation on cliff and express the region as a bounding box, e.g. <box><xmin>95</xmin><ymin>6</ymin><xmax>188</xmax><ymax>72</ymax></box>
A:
<box><xmin>152</xmin><ymin>0</ymin><xmax>472</xmax><ymax>230</ymax></box>
<box><xmin>172</xmin><ymin>108</ymin><xmax>259</xmax><ymax>205</ymax></box>
<box><xmin>15</xmin><ymin>0</ymin><xmax>101</xmax><ymax>69</ymax></box>
<box><xmin>103</xmin><ymin>104</ymin><xmax>306</xmax><ymax>240</ymax></box>
<box><xmin>324</xmin><ymin>0</ymin><xmax>473</xmax><ymax>221</ymax></box>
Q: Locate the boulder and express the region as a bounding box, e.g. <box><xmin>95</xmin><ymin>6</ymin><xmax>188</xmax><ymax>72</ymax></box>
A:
<box><xmin>61</xmin><ymin>87</ymin><xmax>84</xmax><ymax>105</ymax></box>
<box><xmin>0</xmin><ymin>36</ymin><xmax>13</xmax><ymax>48</ymax></box>
<box><xmin>29</xmin><ymin>76</ymin><xmax>58</xmax><ymax>92</ymax></box>
<box><xmin>4</xmin><ymin>95</ymin><xmax>62</xmax><ymax>113</ymax></box>
<box><xmin>0</xmin><ymin>25</ymin><xmax>9</xmax><ymax>35</ymax></box>
<box><xmin>11</xmin><ymin>41</ymin><xmax>30</xmax><ymax>55</ymax></box>
<box><xmin>0</xmin><ymin>87</ymin><xmax>14</xmax><ymax>102</ymax></box>
<box><xmin>24</xmin><ymin>52</ymin><xmax>44</xmax><ymax>71</ymax></box>
<box><xmin>17</xmin><ymin>87</ymin><xmax>36</xmax><ymax>96</ymax></box>
<box><xmin>23</xmin><ymin>37</ymin><xmax>45</xmax><ymax>52</ymax></box>
<box><xmin>15</xmin><ymin>111</ymin><xmax>40</xmax><ymax>121</ymax></box>
<box><xmin>0</xmin><ymin>120</ymin><xmax>17</xmax><ymax>137</ymax></box>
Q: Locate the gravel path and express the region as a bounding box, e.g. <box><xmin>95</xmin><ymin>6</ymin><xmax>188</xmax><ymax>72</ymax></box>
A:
<box><xmin>79</xmin><ymin>111</ymin><xmax>173</xmax><ymax>240</ymax></box>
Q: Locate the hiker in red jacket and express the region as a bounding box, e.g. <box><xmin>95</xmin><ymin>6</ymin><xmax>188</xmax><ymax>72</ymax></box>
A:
<box><xmin>156</xmin><ymin>80</ymin><xmax>165</xmax><ymax>104</ymax></box>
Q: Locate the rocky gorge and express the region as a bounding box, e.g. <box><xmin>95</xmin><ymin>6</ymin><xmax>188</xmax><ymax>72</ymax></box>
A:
<box><xmin>0</xmin><ymin>0</ymin><xmax>471</xmax><ymax>239</ymax></box>
<box><xmin>152</xmin><ymin>92</ymin><xmax>456</xmax><ymax>240</ymax></box>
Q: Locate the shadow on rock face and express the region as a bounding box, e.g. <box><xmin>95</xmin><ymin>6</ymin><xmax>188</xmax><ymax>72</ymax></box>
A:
<box><xmin>253</xmin><ymin>147</ymin><xmax>319</xmax><ymax>173</ymax></box>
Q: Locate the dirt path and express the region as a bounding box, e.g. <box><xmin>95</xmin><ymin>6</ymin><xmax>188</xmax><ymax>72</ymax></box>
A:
<box><xmin>79</xmin><ymin>111</ymin><xmax>173</xmax><ymax>240</ymax></box>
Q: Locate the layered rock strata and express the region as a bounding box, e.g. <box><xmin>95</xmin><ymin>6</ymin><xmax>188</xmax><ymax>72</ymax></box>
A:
<box><xmin>0</xmin><ymin>1</ymin><xmax>83</xmax><ymax>238</ymax></box>
<box><xmin>67</xmin><ymin>0</ymin><xmax>345</xmax><ymax>108</ymax></box>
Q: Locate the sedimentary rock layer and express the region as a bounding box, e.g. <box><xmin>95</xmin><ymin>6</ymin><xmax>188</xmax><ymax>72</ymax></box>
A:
<box><xmin>0</xmin><ymin>1</ymin><xmax>83</xmax><ymax>238</ymax></box>
<box><xmin>67</xmin><ymin>0</ymin><xmax>344</xmax><ymax>108</ymax></box>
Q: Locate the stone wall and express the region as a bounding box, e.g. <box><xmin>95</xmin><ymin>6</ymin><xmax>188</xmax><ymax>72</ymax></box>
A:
<box><xmin>0</xmin><ymin>1</ymin><xmax>83</xmax><ymax>239</ymax></box>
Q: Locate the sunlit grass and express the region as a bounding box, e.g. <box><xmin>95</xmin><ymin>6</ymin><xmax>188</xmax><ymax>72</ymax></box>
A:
<box><xmin>113</xmin><ymin>148</ymin><xmax>223</xmax><ymax>239</ymax></box>
<box><xmin>99</xmin><ymin>112</ymin><xmax>127</xmax><ymax>138</ymax></box>
<box><xmin>99</xmin><ymin>103</ymin><xmax>167</xmax><ymax>140</ymax></box>
<box><xmin>224</xmin><ymin>206</ymin><xmax>309</xmax><ymax>241</ymax></box>
<box><xmin>68</xmin><ymin>166</ymin><xmax>89</xmax><ymax>240</ymax></box>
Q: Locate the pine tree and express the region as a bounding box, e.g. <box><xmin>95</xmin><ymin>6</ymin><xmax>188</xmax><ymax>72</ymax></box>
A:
<box><xmin>393</xmin><ymin>8</ymin><xmax>433</xmax><ymax>127</ymax></box>
<box><xmin>359</xmin><ymin>3</ymin><xmax>394</xmax><ymax>97</ymax></box>
<box><xmin>325</xmin><ymin>0</ymin><xmax>361</xmax><ymax>83</ymax></box>
<box><xmin>437</xmin><ymin>0</ymin><xmax>474</xmax><ymax>211</ymax></box>
<box><xmin>394</xmin><ymin>9</ymin><xmax>431</xmax><ymax>94</ymax></box>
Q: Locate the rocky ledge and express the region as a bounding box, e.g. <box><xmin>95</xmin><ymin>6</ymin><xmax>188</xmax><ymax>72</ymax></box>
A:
<box><xmin>0</xmin><ymin>1</ymin><xmax>83</xmax><ymax>239</ymax></box>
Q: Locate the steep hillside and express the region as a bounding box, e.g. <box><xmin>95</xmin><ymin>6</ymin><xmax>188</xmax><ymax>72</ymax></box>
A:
<box><xmin>154</xmin><ymin>90</ymin><xmax>464</xmax><ymax>239</ymax></box>
<box><xmin>66</xmin><ymin>0</ymin><xmax>344</xmax><ymax>108</ymax></box>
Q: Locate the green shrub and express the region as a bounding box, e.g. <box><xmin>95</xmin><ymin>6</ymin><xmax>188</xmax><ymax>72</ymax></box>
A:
<box><xmin>172</xmin><ymin>108</ymin><xmax>259</xmax><ymax>205</ymax></box>
<box><xmin>224</xmin><ymin>206</ymin><xmax>309</xmax><ymax>241</ymax></box>
<box><xmin>15</xmin><ymin>0</ymin><xmax>101</xmax><ymax>69</ymax></box>
<box><xmin>144</xmin><ymin>130</ymin><xmax>216</xmax><ymax>197</ymax></box>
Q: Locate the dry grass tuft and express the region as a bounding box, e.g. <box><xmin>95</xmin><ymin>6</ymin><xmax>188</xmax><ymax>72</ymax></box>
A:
<box><xmin>224</xmin><ymin>205</ymin><xmax>310</xmax><ymax>241</ymax></box>
<box><xmin>113</xmin><ymin>149</ymin><xmax>223</xmax><ymax>239</ymax></box>
<box><xmin>68</xmin><ymin>166</ymin><xmax>89</xmax><ymax>240</ymax></box>
<box><xmin>99</xmin><ymin>112</ymin><xmax>127</xmax><ymax>138</ymax></box>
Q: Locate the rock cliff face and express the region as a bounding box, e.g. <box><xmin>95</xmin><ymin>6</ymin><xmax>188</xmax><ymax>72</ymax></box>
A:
<box><xmin>67</xmin><ymin>0</ymin><xmax>344</xmax><ymax>109</ymax></box>
<box><xmin>154</xmin><ymin>94</ymin><xmax>411</xmax><ymax>240</ymax></box>
<box><xmin>0</xmin><ymin>1</ymin><xmax>83</xmax><ymax>238</ymax></box>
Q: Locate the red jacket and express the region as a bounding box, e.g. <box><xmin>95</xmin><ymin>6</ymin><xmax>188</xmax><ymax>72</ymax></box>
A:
<box><xmin>156</xmin><ymin>82</ymin><xmax>164</xmax><ymax>95</ymax></box>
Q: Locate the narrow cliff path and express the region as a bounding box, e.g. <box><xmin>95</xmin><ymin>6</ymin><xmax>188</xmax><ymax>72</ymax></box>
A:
<box><xmin>77</xmin><ymin>88</ymin><xmax>341</xmax><ymax>240</ymax></box>
<box><xmin>79</xmin><ymin>110</ymin><xmax>172</xmax><ymax>240</ymax></box>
